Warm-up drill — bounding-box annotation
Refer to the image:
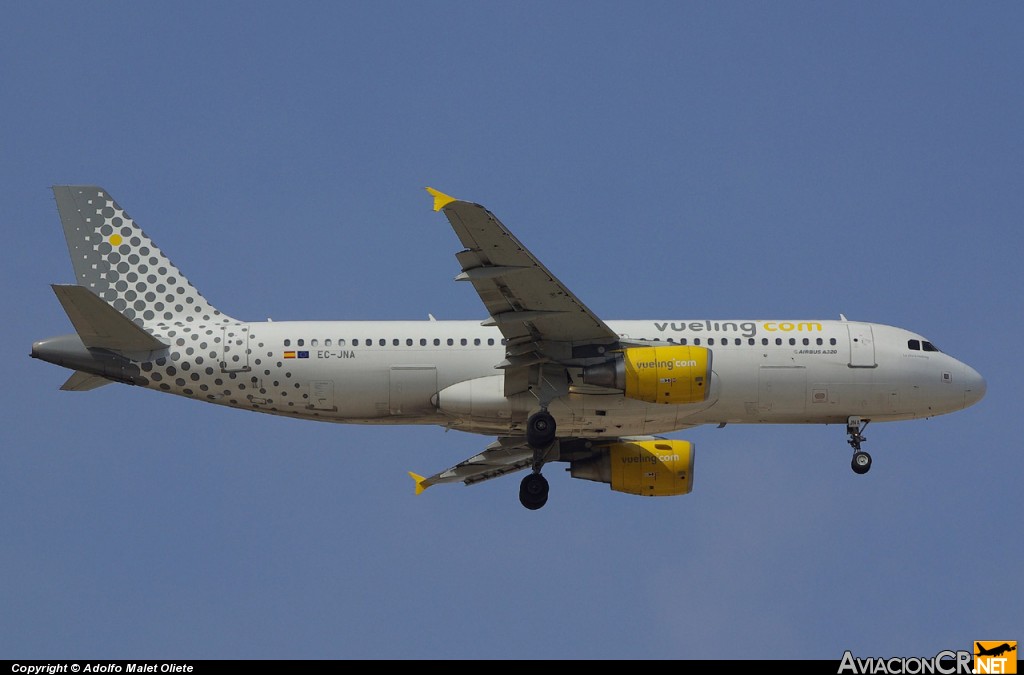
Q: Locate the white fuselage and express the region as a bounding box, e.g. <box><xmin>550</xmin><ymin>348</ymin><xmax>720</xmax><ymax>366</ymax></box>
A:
<box><xmin>137</xmin><ymin>318</ymin><xmax>984</xmax><ymax>438</ymax></box>
<box><xmin>35</xmin><ymin>185</ymin><xmax>989</xmax><ymax>505</ymax></box>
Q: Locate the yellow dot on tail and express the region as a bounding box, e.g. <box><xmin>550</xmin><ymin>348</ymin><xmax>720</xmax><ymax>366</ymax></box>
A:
<box><xmin>109</xmin><ymin>233</ymin><xmax>123</xmax><ymax>246</ymax></box>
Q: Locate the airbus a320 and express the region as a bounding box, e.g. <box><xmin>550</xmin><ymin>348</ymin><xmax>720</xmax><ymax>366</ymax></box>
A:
<box><xmin>32</xmin><ymin>186</ymin><xmax>986</xmax><ymax>509</ymax></box>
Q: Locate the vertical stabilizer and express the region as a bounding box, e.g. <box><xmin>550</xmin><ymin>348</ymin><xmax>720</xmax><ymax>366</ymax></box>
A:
<box><xmin>52</xmin><ymin>186</ymin><xmax>236</xmax><ymax>330</ymax></box>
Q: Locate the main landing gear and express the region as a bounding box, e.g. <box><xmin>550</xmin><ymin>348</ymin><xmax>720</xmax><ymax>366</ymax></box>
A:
<box><xmin>519</xmin><ymin>473</ymin><xmax>549</xmax><ymax>511</ymax></box>
<box><xmin>847</xmin><ymin>417</ymin><xmax>872</xmax><ymax>475</ymax></box>
<box><xmin>526</xmin><ymin>409</ymin><xmax>556</xmax><ymax>448</ymax></box>
<box><xmin>520</xmin><ymin>409</ymin><xmax>557</xmax><ymax>510</ymax></box>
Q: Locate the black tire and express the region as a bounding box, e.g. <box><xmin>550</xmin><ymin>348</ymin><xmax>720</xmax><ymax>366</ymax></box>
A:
<box><xmin>526</xmin><ymin>411</ymin><xmax>556</xmax><ymax>448</ymax></box>
<box><xmin>851</xmin><ymin>451</ymin><xmax>872</xmax><ymax>475</ymax></box>
<box><xmin>519</xmin><ymin>473</ymin><xmax>549</xmax><ymax>510</ymax></box>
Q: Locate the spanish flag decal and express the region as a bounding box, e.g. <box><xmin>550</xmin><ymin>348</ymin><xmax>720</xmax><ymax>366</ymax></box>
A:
<box><xmin>284</xmin><ymin>351</ymin><xmax>296</xmax><ymax>359</ymax></box>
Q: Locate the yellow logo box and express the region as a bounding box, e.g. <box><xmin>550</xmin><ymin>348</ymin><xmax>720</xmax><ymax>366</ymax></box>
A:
<box><xmin>975</xmin><ymin>641</ymin><xmax>1017</xmax><ymax>675</ymax></box>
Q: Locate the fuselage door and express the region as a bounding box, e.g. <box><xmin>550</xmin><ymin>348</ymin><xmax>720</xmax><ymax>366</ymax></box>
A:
<box><xmin>221</xmin><ymin>325</ymin><xmax>250</xmax><ymax>372</ymax></box>
<box><xmin>847</xmin><ymin>323</ymin><xmax>876</xmax><ymax>368</ymax></box>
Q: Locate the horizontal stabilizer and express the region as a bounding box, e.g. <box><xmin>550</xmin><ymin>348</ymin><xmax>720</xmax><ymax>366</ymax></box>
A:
<box><xmin>60</xmin><ymin>371</ymin><xmax>113</xmax><ymax>391</ymax></box>
<box><xmin>51</xmin><ymin>284</ymin><xmax>168</xmax><ymax>352</ymax></box>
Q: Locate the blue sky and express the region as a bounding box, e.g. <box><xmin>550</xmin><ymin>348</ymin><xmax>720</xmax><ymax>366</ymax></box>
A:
<box><xmin>2</xmin><ymin>2</ymin><xmax>1020</xmax><ymax>659</ymax></box>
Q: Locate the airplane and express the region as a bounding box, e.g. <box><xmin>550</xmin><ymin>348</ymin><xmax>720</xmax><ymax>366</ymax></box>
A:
<box><xmin>31</xmin><ymin>186</ymin><xmax>986</xmax><ymax>510</ymax></box>
<box><xmin>975</xmin><ymin>643</ymin><xmax>1016</xmax><ymax>658</ymax></box>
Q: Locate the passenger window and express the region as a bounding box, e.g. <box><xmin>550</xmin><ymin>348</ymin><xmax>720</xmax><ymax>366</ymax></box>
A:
<box><xmin>488</xmin><ymin>338</ymin><xmax>495</xmax><ymax>346</ymax></box>
<box><xmin>694</xmin><ymin>338</ymin><xmax>701</xmax><ymax>346</ymax></box>
<box><xmin>829</xmin><ymin>338</ymin><xmax>837</xmax><ymax>346</ymax></box>
<box><xmin>460</xmin><ymin>338</ymin><xmax>468</xmax><ymax>346</ymax></box>
<box><xmin>379</xmin><ymin>339</ymin><xmax>387</xmax><ymax>347</ymax></box>
<box><xmin>748</xmin><ymin>338</ymin><xmax>755</xmax><ymax>345</ymax></box>
<box><xmin>816</xmin><ymin>338</ymin><xmax>823</xmax><ymax>346</ymax></box>
<box><xmin>789</xmin><ymin>338</ymin><xmax>796</xmax><ymax>345</ymax></box>
<box><xmin>406</xmin><ymin>339</ymin><xmax>413</xmax><ymax>346</ymax></box>
<box><xmin>680</xmin><ymin>338</ymin><xmax>687</xmax><ymax>345</ymax></box>
<box><xmin>392</xmin><ymin>339</ymin><xmax>399</xmax><ymax>346</ymax></box>
<box><xmin>311</xmin><ymin>339</ymin><xmax>319</xmax><ymax>347</ymax></box>
<box><xmin>338</xmin><ymin>339</ymin><xmax>346</xmax><ymax>346</ymax></box>
<box><xmin>420</xmin><ymin>339</ymin><xmax>427</xmax><ymax>346</ymax></box>
<box><xmin>352</xmin><ymin>339</ymin><xmax>359</xmax><ymax>346</ymax></box>
<box><xmin>474</xmin><ymin>338</ymin><xmax>481</xmax><ymax>346</ymax></box>
<box><xmin>762</xmin><ymin>338</ymin><xmax>768</xmax><ymax>346</ymax></box>
<box><xmin>447</xmin><ymin>338</ymin><xmax>454</xmax><ymax>346</ymax></box>
<box><xmin>433</xmin><ymin>338</ymin><xmax>440</xmax><ymax>346</ymax></box>
<box><xmin>908</xmin><ymin>339</ymin><xmax>921</xmax><ymax>351</ymax></box>
<box><xmin>802</xmin><ymin>338</ymin><xmax>809</xmax><ymax>346</ymax></box>
<box><xmin>735</xmin><ymin>338</ymin><xmax>742</xmax><ymax>346</ymax></box>
<box><xmin>284</xmin><ymin>339</ymin><xmax>291</xmax><ymax>347</ymax></box>
<box><xmin>297</xmin><ymin>339</ymin><xmax>304</xmax><ymax>347</ymax></box>
<box><xmin>501</xmin><ymin>339</ymin><xmax>508</xmax><ymax>345</ymax></box>
<box><xmin>708</xmin><ymin>338</ymin><xmax>715</xmax><ymax>346</ymax></box>
<box><xmin>325</xmin><ymin>339</ymin><xmax>332</xmax><ymax>347</ymax></box>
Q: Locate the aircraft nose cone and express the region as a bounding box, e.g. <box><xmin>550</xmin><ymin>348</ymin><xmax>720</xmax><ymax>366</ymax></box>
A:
<box><xmin>962</xmin><ymin>363</ymin><xmax>986</xmax><ymax>409</ymax></box>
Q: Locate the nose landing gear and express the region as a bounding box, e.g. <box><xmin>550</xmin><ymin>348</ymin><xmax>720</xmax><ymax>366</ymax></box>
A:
<box><xmin>847</xmin><ymin>417</ymin><xmax>872</xmax><ymax>475</ymax></box>
<box><xmin>851</xmin><ymin>450</ymin><xmax>872</xmax><ymax>474</ymax></box>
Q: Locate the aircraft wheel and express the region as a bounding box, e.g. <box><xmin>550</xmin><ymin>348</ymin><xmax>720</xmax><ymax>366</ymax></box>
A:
<box><xmin>851</xmin><ymin>451</ymin><xmax>872</xmax><ymax>475</ymax></box>
<box><xmin>519</xmin><ymin>473</ymin><xmax>549</xmax><ymax>510</ymax></box>
<box><xmin>526</xmin><ymin>410</ymin><xmax>556</xmax><ymax>448</ymax></box>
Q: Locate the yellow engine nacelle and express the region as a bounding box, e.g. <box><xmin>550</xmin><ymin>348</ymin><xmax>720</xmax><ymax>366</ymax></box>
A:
<box><xmin>569</xmin><ymin>439</ymin><xmax>695</xmax><ymax>496</ymax></box>
<box><xmin>582</xmin><ymin>345</ymin><xmax>712</xmax><ymax>404</ymax></box>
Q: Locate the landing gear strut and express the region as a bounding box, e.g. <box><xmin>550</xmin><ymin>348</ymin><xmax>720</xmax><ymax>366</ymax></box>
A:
<box><xmin>847</xmin><ymin>417</ymin><xmax>872</xmax><ymax>475</ymax></box>
<box><xmin>521</xmin><ymin>410</ymin><xmax>556</xmax><ymax>509</ymax></box>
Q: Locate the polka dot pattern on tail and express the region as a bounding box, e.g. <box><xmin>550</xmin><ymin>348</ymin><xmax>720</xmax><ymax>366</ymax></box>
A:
<box><xmin>52</xmin><ymin>186</ymin><xmax>236</xmax><ymax>335</ymax></box>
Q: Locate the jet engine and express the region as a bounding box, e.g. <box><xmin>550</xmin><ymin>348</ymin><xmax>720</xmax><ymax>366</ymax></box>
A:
<box><xmin>582</xmin><ymin>345</ymin><xmax>711</xmax><ymax>404</ymax></box>
<box><xmin>569</xmin><ymin>439</ymin><xmax>694</xmax><ymax>496</ymax></box>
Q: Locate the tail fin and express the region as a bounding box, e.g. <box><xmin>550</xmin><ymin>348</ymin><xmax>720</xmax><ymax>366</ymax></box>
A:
<box><xmin>52</xmin><ymin>186</ymin><xmax>236</xmax><ymax>330</ymax></box>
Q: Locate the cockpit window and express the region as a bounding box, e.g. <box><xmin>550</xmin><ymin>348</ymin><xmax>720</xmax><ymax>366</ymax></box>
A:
<box><xmin>908</xmin><ymin>339</ymin><xmax>920</xmax><ymax>351</ymax></box>
<box><xmin>922</xmin><ymin>341</ymin><xmax>940</xmax><ymax>352</ymax></box>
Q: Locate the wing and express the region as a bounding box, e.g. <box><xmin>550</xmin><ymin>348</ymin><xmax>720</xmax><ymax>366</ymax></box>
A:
<box><xmin>417</xmin><ymin>189</ymin><xmax>631</xmax><ymax>496</ymax></box>
<box><xmin>427</xmin><ymin>188</ymin><xmax>621</xmax><ymax>395</ymax></box>
<box><xmin>409</xmin><ymin>437</ymin><xmax>535</xmax><ymax>493</ymax></box>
